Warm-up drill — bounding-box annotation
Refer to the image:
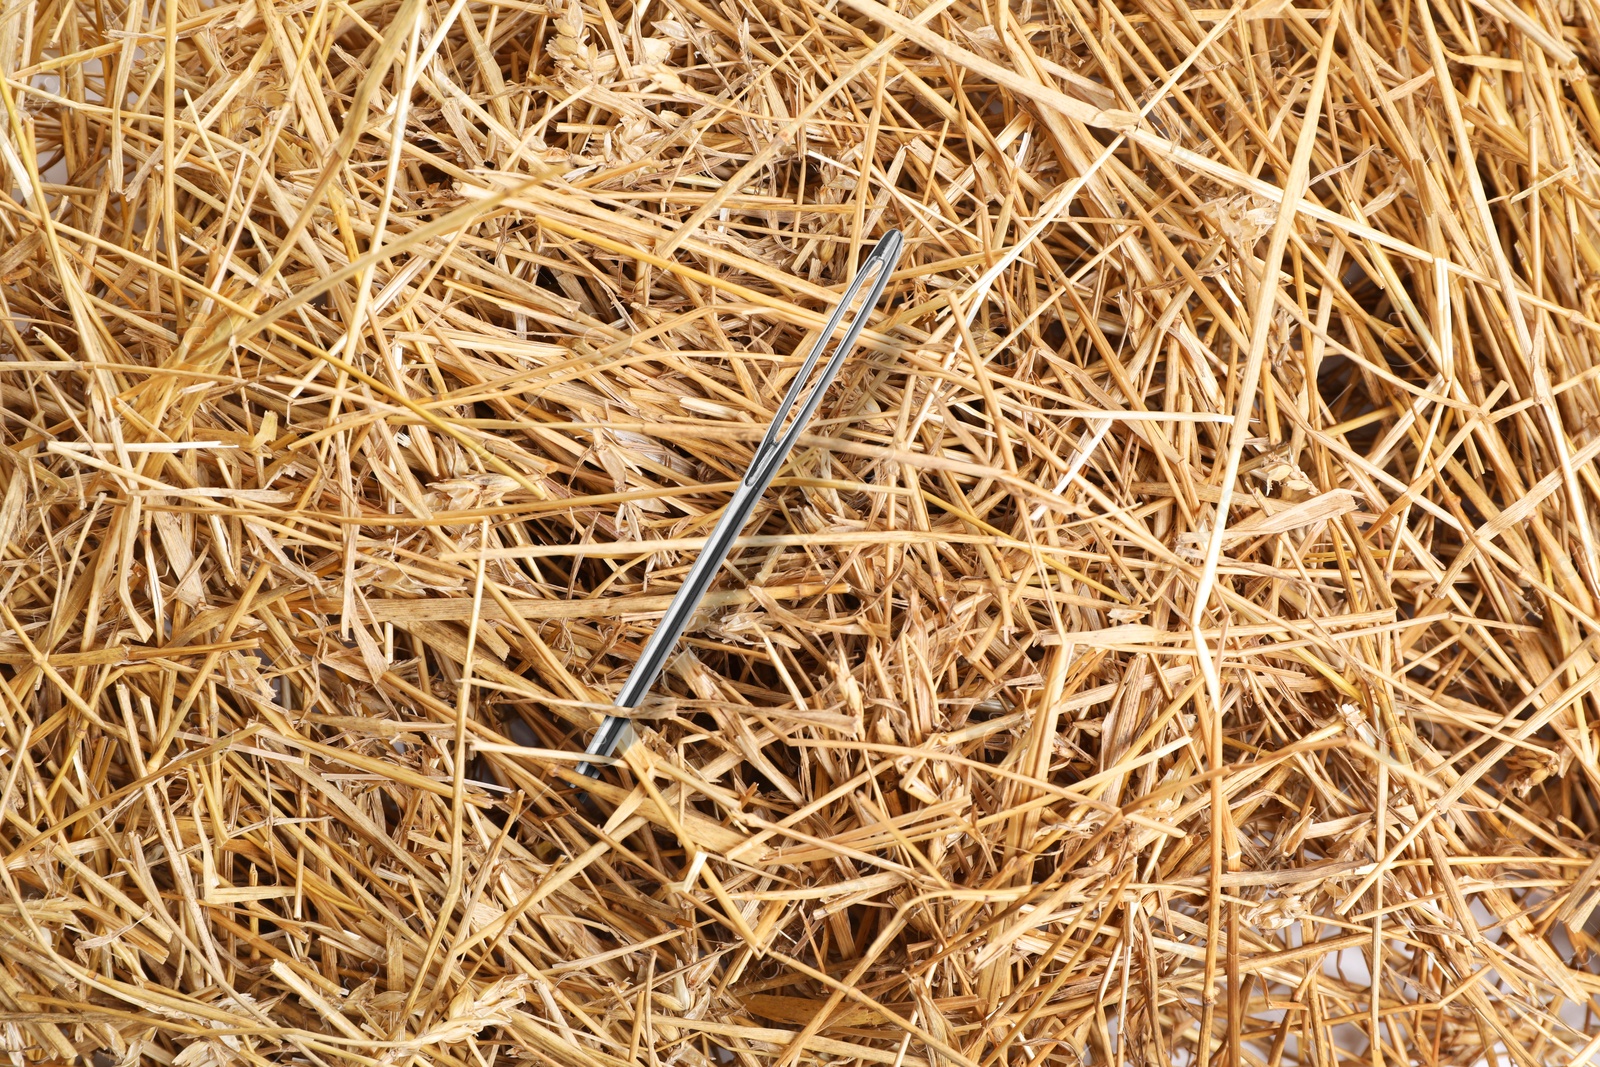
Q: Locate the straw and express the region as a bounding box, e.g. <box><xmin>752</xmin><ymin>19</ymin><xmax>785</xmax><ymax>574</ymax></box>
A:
<box><xmin>3</xmin><ymin>0</ymin><xmax>1600</xmax><ymax>1063</ymax></box>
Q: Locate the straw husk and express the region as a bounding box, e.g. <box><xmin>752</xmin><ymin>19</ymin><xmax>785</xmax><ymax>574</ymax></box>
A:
<box><xmin>3</xmin><ymin>0</ymin><xmax>1600</xmax><ymax>1062</ymax></box>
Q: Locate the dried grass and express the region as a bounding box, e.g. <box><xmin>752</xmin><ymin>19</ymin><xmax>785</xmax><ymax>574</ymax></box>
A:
<box><xmin>3</xmin><ymin>0</ymin><xmax>1600</xmax><ymax>1062</ymax></box>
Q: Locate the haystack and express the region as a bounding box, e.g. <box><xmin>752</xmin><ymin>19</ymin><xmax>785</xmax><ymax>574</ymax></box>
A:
<box><xmin>2</xmin><ymin>0</ymin><xmax>1600</xmax><ymax>1062</ymax></box>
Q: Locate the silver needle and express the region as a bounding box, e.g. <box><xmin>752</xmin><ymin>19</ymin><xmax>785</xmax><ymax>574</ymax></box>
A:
<box><xmin>576</xmin><ymin>229</ymin><xmax>905</xmax><ymax>777</ymax></box>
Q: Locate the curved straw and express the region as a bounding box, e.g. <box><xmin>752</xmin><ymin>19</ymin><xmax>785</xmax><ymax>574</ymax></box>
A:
<box><xmin>577</xmin><ymin>229</ymin><xmax>905</xmax><ymax>776</ymax></box>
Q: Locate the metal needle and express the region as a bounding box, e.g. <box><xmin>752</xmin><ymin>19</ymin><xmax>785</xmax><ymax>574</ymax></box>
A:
<box><xmin>576</xmin><ymin>229</ymin><xmax>904</xmax><ymax>777</ymax></box>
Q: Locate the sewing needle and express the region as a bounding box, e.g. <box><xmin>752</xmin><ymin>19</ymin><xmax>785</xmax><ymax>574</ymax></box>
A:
<box><xmin>576</xmin><ymin>229</ymin><xmax>904</xmax><ymax>777</ymax></box>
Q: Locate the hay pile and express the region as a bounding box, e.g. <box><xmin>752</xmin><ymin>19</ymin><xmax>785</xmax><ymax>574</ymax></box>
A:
<box><xmin>4</xmin><ymin>0</ymin><xmax>1600</xmax><ymax>1061</ymax></box>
